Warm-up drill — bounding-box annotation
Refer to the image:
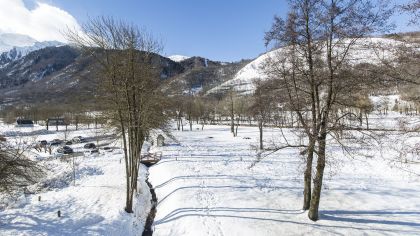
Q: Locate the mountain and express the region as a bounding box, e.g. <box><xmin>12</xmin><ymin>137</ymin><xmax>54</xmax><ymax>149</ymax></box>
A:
<box><xmin>0</xmin><ymin>33</ymin><xmax>63</xmax><ymax>65</ymax></box>
<box><xmin>0</xmin><ymin>33</ymin><xmax>37</xmax><ymax>52</ymax></box>
<box><xmin>162</xmin><ymin>56</ymin><xmax>250</xmax><ymax>95</ymax></box>
<box><xmin>0</xmin><ymin>46</ymin><xmax>247</xmax><ymax>105</ymax></box>
<box><xmin>207</xmin><ymin>37</ymin><xmax>411</xmax><ymax>95</ymax></box>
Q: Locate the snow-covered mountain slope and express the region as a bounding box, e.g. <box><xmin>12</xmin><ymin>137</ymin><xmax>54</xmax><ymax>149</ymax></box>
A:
<box><xmin>0</xmin><ymin>33</ymin><xmax>63</xmax><ymax>65</ymax></box>
<box><xmin>207</xmin><ymin>37</ymin><xmax>410</xmax><ymax>95</ymax></box>
<box><xmin>0</xmin><ymin>33</ymin><xmax>37</xmax><ymax>52</ymax></box>
<box><xmin>168</xmin><ymin>55</ymin><xmax>191</xmax><ymax>62</ymax></box>
<box><xmin>0</xmin><ymin>41</ymin><xmax>64</xmax><ymax>65</ymax></box>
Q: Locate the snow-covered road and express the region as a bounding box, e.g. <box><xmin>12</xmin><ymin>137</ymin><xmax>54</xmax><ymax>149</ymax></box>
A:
<box><xmin>149</xmin><ymin>125</ymin><xmax>420</xmax><ymax>236</ymax></box>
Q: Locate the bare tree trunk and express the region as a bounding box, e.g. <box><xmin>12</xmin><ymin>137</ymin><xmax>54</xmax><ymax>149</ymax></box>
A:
<box><xmin>365</xmin><ymin>113</ymin><xmax>369</xmax><ymax>130</ymax></box>
<box><xmin>258</xmin><ymin>120</ymin><xmax>263</xmax><ymax>150</ymax></box>
<box><xmin>177</xmin><ymin>116</ymin><xmax>181</xmax><ymax>131</ymax></box>
<box><xmin>303</xmin><ymin>139</ymin><xmax>315</xmax><ymax>210</ymax></box>
<box><xmin>75</xmin><ymin>116</ymin><xmax>79</xmax><ymax>131</ymax></box>
<box><xmin>189</xmin><ymin>115</ymin><xmax>193</xmax><ymax>131</ymax></box>
<box><xmin>181</xmin><ymin>119</ymin><xmax>184</xmax><ymax>131</ymax></box>
<box><xmin>308</xmin><ymin>130</ymin><xmax>327</xmax><ymax>221</ymax></box>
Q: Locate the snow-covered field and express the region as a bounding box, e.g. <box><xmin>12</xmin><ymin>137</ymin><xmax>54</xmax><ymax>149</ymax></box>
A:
<box><xmin>149</xmin><ymin>124</ymin><xmax>420</xmax><ymax>236</ymax></box>
<box><xmin>0</xmin><ymin>124</ymin><xmax>151</xmax><ymax>236</ymax></box>
<box><xmin>1</xmin><ymin>120</ymin><xmax>419</xmax><ymax>236</ymax></box>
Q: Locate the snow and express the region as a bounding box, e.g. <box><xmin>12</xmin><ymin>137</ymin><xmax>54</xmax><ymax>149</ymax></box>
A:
<box><xmin>0</xmin><ymin>33</ymin><xmax>37</xmax><ymax>53</ymax></box>
<box><xmin>0</xmin><ymin>41</ymin><xmax>64</xmax><ymax>64</ymax></box>
<box><xmin>0</xmin><ymin>33</ymin><xmax>63</xmax><ymax>64</ymax></box>
<box><xmin>148</xmin><ymin>123</ymin><xmax>420</xmax><ymax>236</ymax></box>
<box><xmin>169</xmin><ymin>55</ymin><xmax>191</xmax><ymax>62</ymax></box>
<box><xmin>0</xmin><ymin>115</ymin><xmax>419</xmax><ymax>235</ymax></box>
<box><xmin>0</xmin><ymin>124</ymin><xmax>151</xmax><ymax>236</ymax></box>
<box><xmin>208</xmin><ymin>37</ymin><xmax>413</xmax><ymax>95</ymax></box>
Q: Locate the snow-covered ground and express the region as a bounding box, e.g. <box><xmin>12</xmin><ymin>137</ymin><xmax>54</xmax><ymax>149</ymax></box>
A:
<box><xmin>1</xmin><ymin>119</ymin><xmax>419</xmax><ymax>235</ymax></box>
<box><xmin>149</xmin><ymin>124</ymin><xmax>420</xmax><ymax>236</ymax></box>
<box><xmin>0</xmin><ymin>124</ymin><xmax>151</xmax><ymax>236</ymax></box>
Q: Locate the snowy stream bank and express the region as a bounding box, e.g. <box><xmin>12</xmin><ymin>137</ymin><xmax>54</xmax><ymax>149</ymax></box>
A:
<box><xmin>142</xmin><ymin>174</ymin><xmax>158</xmax><ymax>236</ymax></box>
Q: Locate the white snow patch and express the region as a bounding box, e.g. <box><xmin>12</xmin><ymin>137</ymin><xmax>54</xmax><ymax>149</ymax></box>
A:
<box><xmin>168</xmin><ymin>55</ymin><xmax>191</xmax><ymax>62</ymax></box>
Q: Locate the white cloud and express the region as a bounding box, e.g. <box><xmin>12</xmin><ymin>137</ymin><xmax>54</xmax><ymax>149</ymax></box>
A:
<box><xmin>0</xmin><ymin>0</ymin><xmax>80</xmax><ymax>42</ymax></box>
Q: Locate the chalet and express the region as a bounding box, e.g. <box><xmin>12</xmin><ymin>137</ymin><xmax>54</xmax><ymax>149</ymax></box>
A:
<box><xmin>47</xmin><ymin>118</ymin><xmax>67</xmax><ymax>126</ymax></box>
<box><xmin>46</xmin><ymin>118</ymin><xmax>69</xmax><ymax>131</ymax></box>
<box><xmin>16</xmin><ymin>118</ymin><xmax>34</xmax><ymax>127</ymax></box>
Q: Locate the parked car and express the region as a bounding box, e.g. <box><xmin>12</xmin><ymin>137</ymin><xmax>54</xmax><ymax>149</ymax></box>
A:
<box><xmin>84</xmin><ymin>143</ymin><xmax>96</xmax><ymax>149</ymax></box>
<box><xmin>65</xmin><ymin>141</ymin><xmax>73</xmax><ymax>145</ymax></box>
<box><xmin>50</xmin><ymin>139</ymin><xmax>63</xmax><ymax>146</ymax></box>
<box><xmin>84</xmin><ymin>148</ymin><xmax>99</xmax><ymax>155</ymax></box>
<box><xmin>57</xmin><ymin>146</ymin><xmax>73</xmax><ymax>154</ymax></box>
<box><xmin>72</xmin><ymin>136</ymin><xmax>81</xmax><ymax>142</ymax></box>
<box><xmin>90</xmin><ymin>149</ymin><xmax>99</xmax><ymax>154</ymax></box>
<box><xmin>39</xmin><ymin>140</ymin><xmax>48</xmax><ymax>146</ymax></box>
<box><xmin>103</xmin><ymin>146</ymin><xmax>113</xmax><ymax>152</ymax></box>
<box><xmin>72</xmin><ymin>136</ymin><xmax>87</xmax><ymax>143</ymax></box>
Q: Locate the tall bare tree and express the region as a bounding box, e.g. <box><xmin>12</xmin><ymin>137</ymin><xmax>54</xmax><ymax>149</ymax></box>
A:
<box><xmin>265</xmin><ymin>0</ymin><xmax>393</xmax><ymax>220</ymax></box>
<box><xmin>250</xmin><ymin>80</ymin><xmax>275</xmax><ymax>150</ymax></box>
<box><xmin>66</xmin><ymin>16</ymin><xmax>167</xmax><ymax>213</ymax></box>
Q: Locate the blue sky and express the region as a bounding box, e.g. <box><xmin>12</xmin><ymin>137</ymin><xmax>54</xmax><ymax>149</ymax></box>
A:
<box><xmin>45</xmin><ymin>0</ymin><xmax>289</xmax><ymax>62</ymax></box>
<box><xmin>22</xmin><ymin>0</ymin><xmax>420</xmax><ymax>61</ymax></box>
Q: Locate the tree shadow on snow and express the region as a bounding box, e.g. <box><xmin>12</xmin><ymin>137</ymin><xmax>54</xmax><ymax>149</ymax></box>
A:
<box><xmin>0</xmin><ymin>212</ymin><xmax>105</xmax><ymax>235</ymax></box>
<box><xmin>154</xmin><ymin>207</ymin><xmax>420</xmax><ymax>235</ymax></box>
<box><xmin>321</xmin><ymin>210</ymin><xmax>420</xmax><ymax>227</ymax></box>
<box><xmin>154</xmin><ymin>174</ymin><xmax>296</xmax><ymax>189</ymax></box>
<box><xmin>157</xmin><ymin>185</ymin><xmax>301</xmax><ymax>206</ymax></box>
<box><xmin>155</xmin><ymin>207</ymin><xmax>303</xmax><ymax>225</ymax></box>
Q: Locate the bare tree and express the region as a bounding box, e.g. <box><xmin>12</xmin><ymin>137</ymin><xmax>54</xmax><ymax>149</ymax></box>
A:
<box><xmin>66</xmin><ymin>16</ymin><xmax>168</xmax><ymax>213</ymax></box>
<box><xmin>172</xmin><ymin>95</ymin><xmax>185</xmax><ymax>131</ymax></box>
<box><xmin>265</xmin><ymin>0</ymin><xmax>393</xmax><ymax>220</ymax></box>
<box><xmin>0</xmin><ymin>137</ymin><xmax>44</xmax><ymax>194</ymax></box>
<box><xmin>250</xmin><ymin>80</ymin><xmax>275</xmax><ymax>150</ymax></box>
<box><xmin>399</xmin><ymin>0</ymin><xmax>420</xmax><ymax>24</ymax></box>
<box><xmin>221</xmin><ymin>90</ymin><xmax>239</xmax><ymax>136</ymax></box>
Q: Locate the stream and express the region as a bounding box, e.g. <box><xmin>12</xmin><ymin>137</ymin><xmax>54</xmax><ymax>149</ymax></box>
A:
<box><xmin>142</xmin><ymin>173</ymin><xmax>157</xmax><ymax>236</ymax></box>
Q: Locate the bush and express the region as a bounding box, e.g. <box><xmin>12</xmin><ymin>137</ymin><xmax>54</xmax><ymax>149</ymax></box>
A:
<box><xmin>0</xmin><ymin>139</ymin><xmax>44</xmax><ymax>194</ymax></box>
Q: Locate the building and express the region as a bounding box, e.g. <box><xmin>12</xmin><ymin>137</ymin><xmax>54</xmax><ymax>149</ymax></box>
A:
<box><xmin>47</xmin><ymin>118</ymin><xmax>67</xmax><ymax>126</ymax></box>
<box><xmin>16</xmin><ymin>118</ymin><xmax>34</xmax><ymax>127</ymax></box>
